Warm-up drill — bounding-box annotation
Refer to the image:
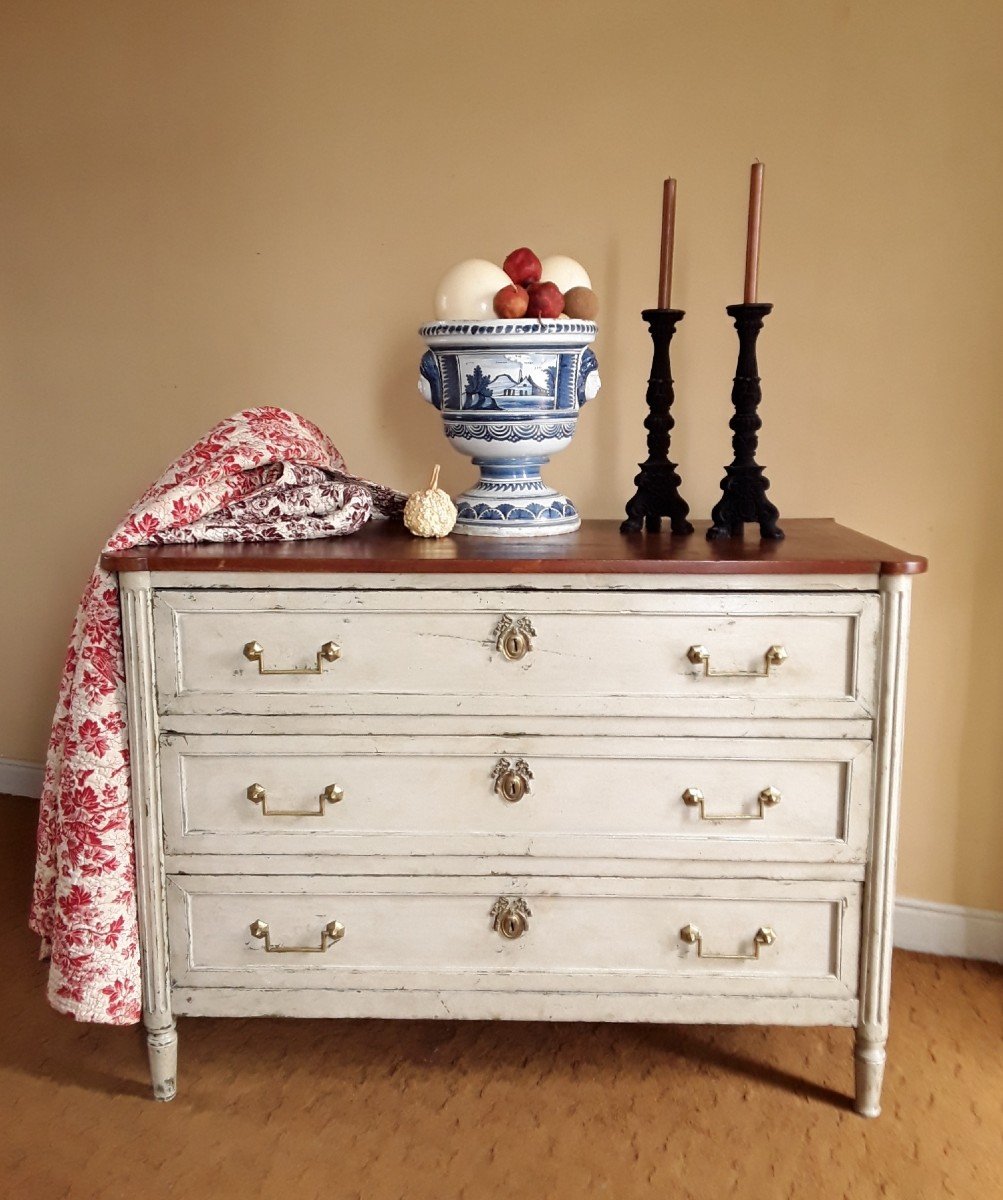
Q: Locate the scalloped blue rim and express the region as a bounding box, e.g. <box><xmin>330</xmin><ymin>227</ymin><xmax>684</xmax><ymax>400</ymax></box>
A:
<box><xmin>420</xmin><ymin>319</ymin><xmax>597</xmax><ymax>338</ymax></box>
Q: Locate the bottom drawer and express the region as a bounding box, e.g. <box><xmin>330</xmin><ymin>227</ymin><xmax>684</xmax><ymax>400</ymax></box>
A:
<box><xmin>167</xmin><ymin>876</ymin><xmax>860</xmax><ymax>999</ymax></box>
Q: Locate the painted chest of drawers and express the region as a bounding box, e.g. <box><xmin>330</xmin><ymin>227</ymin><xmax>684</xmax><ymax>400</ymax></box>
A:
<box><xmin>104</xmin><ymin>519</ymin><xmax>926</xmax><ymax>1114</ymax></box>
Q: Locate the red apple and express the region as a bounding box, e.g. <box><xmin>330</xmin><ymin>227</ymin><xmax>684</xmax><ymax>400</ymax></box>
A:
<box><xmin>526</xmin><ymin>280</ymin><xmax>564</xmax><ymax>319</ymax></box>
<box><xmin>502</xmin><ymin>247</ymin><xmax>543</xmax><ymax>287</ymax></box>
<box><xmin>493</xmin><ymin>283</ymin><xmax>529</xmax><ymax>318</ymax></box>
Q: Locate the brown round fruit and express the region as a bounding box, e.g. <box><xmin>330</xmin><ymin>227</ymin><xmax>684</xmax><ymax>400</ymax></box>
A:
<box><xmin>525</xmin><ymin>280</ymin><xmax>564</xmax><ymax>319</ymax></box>
<box><xmin>493</xmin><ymin>283</ymin><xmax>530</xmax><ymax>318</ymax></box>
<box><xmin>562</xmin><ymin>286</ymin><xmax>599</xmax><ymax>320</ymax></box>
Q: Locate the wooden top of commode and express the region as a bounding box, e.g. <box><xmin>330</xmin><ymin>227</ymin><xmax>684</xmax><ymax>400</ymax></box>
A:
<box><xmin>102</xmin><ymin>518</ymin><xmax>927</xmax><ymax>576</ymax></box>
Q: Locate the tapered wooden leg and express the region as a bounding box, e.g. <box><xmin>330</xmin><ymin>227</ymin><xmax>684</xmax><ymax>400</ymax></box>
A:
<box><xmin>146</xmin><ymin>1019</ymin><xmax>178</xmax><ymax>1102</ymax></box>
<box><xmin>854</xmin><ymin>1032</ymin><xmax>886</xmax><ymax>1118</ymax></box>
<box><xmin>121</xmin><ymin>574</ymin><xmax>177</xmax><ymax>1102</ymax></box>
<box><xmin>853</xmin><ymin>576</ymin><xmax>912</xmax><ymax>1119</ymax></box>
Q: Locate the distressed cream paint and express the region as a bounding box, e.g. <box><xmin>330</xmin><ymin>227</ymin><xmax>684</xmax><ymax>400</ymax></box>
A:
<box><xmin>1</xmin><ymin>1</ymin><xmax>1001</xmax><ymax>911</ymax></box>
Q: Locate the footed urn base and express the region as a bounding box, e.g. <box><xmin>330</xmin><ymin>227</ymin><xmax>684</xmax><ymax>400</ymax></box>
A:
<box><xmin>453</xmin><ymin>459</ymin><xmax>580</xmax><ymax>537</ymax></box>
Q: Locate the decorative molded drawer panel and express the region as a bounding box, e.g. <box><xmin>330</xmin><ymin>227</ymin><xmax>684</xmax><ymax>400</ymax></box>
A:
<box><xmin>160</xmin><ymin>734</ymin><xmax>872</xmax><ymax>864</ymax></box>
<box><xmin>152</xmin><ymin>589</ymin><xmax>879</xmax><ymax>720</ymax></box>
<box><xmin>167</xmin><ymin>875</ymin><xmax>860</xmax><ymax>999</ymax></box>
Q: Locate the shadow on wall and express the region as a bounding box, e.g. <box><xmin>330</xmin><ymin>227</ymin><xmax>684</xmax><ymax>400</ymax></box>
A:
<box><xmin>373</xmin><ymin>328</ymin><xmax>470</xmax><ymax>499</ymax></box>
<box><xmin>578</xmin><ymin>234</ymin><xmax>623</xmax><ymax>520</ymax></box>
<box><xmin>955</xmin><ymin>536</ymin><xmax>1003</xmax><ymax>906</ymax></box>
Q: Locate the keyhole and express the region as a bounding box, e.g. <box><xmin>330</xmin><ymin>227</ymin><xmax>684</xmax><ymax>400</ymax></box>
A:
<box><xmin>501</xmin><ymin>774</ymin><xmax>524</xmax><ymax>802</ymax></box>
<box><xmin>504</xmin><ymin>630</ymin><xmax>527</xmax><ymax>660</ymax></box>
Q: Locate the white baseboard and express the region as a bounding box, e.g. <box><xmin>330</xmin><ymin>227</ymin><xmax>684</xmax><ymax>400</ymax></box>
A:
<box><xmin>893</xmin><ymin>896</ymin><xmax>1003</xmax><ymax>964</ymax></box>
<box><xmin>0</xmin><ymin>757</ymin><xmax>43</xmax><ymax>799</ymax></box>
<box><xmin>1</xmin><ymin>756</ymin><xmax>1001</xmax><ymax>962</ymax></box>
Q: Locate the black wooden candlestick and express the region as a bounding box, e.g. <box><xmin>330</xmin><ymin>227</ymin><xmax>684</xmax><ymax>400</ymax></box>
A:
<box><xmin>707</xmin><ymin>302</ymin><xmax>784</xmax><ymax>541</ymax></box>
<box><xmin>620</xmin><ymin>308</ymin><xmax>693</xmax><ymax>535</ymax></box>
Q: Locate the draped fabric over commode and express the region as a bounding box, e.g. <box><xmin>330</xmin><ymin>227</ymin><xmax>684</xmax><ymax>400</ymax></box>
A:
<box><xmin>30</xmin><ymin>407</ymin><xmax>404</xmax><ymax>1023</ymax></box>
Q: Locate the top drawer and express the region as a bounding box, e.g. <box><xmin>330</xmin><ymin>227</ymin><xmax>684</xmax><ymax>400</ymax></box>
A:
<box><xmin>152</xmin><ymin>589</ymin><xmax>879</xmax><ymax>721</ymax></box>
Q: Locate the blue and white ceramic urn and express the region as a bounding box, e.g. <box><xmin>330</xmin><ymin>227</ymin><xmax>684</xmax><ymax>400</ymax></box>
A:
<box><xmin>418</xmin><ymin>319</ymin><xmax>600</xmax><ymax>536</ymax></box>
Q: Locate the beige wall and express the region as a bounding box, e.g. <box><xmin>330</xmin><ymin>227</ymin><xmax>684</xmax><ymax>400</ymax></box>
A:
<box><xmin>2</xmin><ymin>1</ymin><xmax>1001</xmax><ymax>911</ymax></box>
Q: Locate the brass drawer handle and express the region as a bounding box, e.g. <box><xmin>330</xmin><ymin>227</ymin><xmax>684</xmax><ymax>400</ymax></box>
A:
<box><xmin>686</xmin><ymin>644</ymin><xmax>788</xmax><ymax>678</ymax></box>
<box><xmin>491</xmin><ymin>897</ymin><xmax>531</xmax><ymax>940</ymax></box>
<box><xmin>246</xmin><ymin>782</ymin><xmax>343</xmax><ymax>816</ymax></box>
<box><xmin>494</xmin><ymin>615</ymin><xmax>536</xmax><ymax>662</ymax></box>
<box><xmin>682</xmin><ymin>786</ymin><xmax>781</xmax><ymax>822</ymax></box>
<box><xmin>680</xmin><ymin>923</ymin><xmax>777</xmax><ymax>961</ymax></box>
<box><xmin>249</xmin><ymin>918</ymin><xmax>345</xmax><ymax>954</ymax></box>
<box><xmin>492</xmin><ymin>758</ymin><xmax>533</xmax><ymax>802</ymax></box>
<box><xmin>242</xmin><ymin>640</ymin><xmax>341</xmax><ymax>675</ymax></box>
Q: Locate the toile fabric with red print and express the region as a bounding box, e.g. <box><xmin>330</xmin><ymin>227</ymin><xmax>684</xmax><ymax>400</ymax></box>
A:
<box><xmin>29</xmin><ymin>407</ymin><xmax>404</xmax><ymax>1023</ymax></box>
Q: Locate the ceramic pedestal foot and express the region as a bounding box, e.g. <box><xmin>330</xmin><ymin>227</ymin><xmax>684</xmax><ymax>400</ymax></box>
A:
<box><xmin>454</xmin><ymin>459</ymin><xmax>579</xmax><ymax>537</ymax></box>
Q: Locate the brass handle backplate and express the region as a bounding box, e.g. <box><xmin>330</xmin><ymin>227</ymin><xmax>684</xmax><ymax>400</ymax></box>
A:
<box><xmin>243</xmin><ymin>640</ymin><xmax>341</xmax><ymax>675</ymax></box>
<box><xmin>492</xmin><ymin>758</ymin><xmax>533</xmax><ymax>803</ymax></box>
<box><xmin>491</xmin><ymin>897</ymin><xmax>531</xmax><ymax>940</ymax></box>
<box><xmin>679</xmin><ymin>923</ymin><xmax>777</xmax><ymax>961</ymax></box>
<box><xmin>494</xmin><ymin>615</ymin><xmax>537</xmax><ymax>662</ymax></box>
<box><xmin>246</xmin><ymin>782</ymin><xmax>343</xmax><ymax>817</ymax></box>
<box><xmin>686</xmin><ymin>644</ymin><xmax>788</xmax><ymax>678</ymax></box>
<box><xmin>682</xmin><ymin>786</ymin><xmax>781</xmax><ymax>822</ymax></box>
<box><xmin>249</xmin><ymin>918</ymin><xmax>345</xmax><ymax>954</ymax></box>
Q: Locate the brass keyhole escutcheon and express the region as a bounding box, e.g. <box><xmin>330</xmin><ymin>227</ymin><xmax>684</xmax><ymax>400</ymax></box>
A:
<box><xmin>491</xmin><ymin>897</ymin><xmax>531</xmax><ymax>940</ymax></box>
<box><xmin>493</xmin><ymin>615</ymin><xmax>537</xmax><ymax>662</ymax></box>
<box><xmin>500</xmin><ymin>911</ymin><xmax>525</xmax><ymax>938</ymax></box>
<box><xmin>499</xmin><ymin>771</ymin><xmax>526</xmax><ymax>802</ymax></box>
<box><xmin>492</xmin><ymin>758</ymin><xmax>533</xmax><ymax>803</ymax></box>
<box><xmin>502</xmin><ymin>628</ymin><xmax>528</xmax><ymax>660</ymax></box>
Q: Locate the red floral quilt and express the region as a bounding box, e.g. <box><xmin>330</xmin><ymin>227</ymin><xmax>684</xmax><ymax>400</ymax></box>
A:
<box><xmin>29</xmin><ymin>407</ymin><xmax>404</xmax><ymax>1023</ymax></box>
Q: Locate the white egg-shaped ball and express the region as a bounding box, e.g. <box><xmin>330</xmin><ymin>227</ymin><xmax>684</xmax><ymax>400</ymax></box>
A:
<box><xmin>434</xmin><ymin>259</ymin><xmax>511</xmax><ymax>321</ymax></box>
<box><xmin>538</xmin><ymin>255</ymin><xmax>591</xmax><ymax>294</ymax></box>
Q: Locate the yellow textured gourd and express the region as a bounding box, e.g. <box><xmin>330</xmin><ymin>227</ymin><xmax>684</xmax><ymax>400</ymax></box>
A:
<box><xmin>403</xmin><ymin>464</ymin><xmax>457</xmax><ymax>538</ymax></box>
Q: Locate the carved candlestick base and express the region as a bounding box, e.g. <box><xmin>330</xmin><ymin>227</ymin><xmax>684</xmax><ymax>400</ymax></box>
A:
<box><xmin>707</xmin><ymin>302</ymin><xmax>784</xmax><ymax>541</ymax></box>
<box><xmin>621</xmin><ymin>308</ymin><xmax>693</xmax><ymax>535</ymax></box>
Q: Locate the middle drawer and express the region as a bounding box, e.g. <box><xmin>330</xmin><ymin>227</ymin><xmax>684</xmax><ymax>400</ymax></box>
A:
<box><xmin>160</xmin><ymin>734</ymin><xmax>872</xmax><ymax>864</ymax></box>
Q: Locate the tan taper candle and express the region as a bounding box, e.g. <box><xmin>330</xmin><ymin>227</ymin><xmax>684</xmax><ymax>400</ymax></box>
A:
<box><xmin>744</xmin><ymin>162</ymin><xmax>764</xmax><ymax>303</ymax></box>
<box><xmin>658</xmin><ymin>178</ymin><xmax>677</xmax><ymax>308</ymax></box>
